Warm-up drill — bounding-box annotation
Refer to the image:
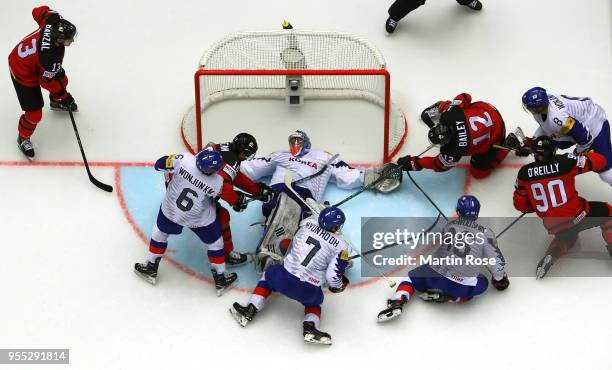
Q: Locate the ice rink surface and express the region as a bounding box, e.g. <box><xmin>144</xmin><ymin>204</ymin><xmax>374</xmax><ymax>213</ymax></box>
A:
<box><xmin>0</xmin><ymin>1</ymin><xmax>611</xmax><ymax>369</ymax></box>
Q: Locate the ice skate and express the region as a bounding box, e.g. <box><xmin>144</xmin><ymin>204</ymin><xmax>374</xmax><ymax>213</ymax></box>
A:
<box><xmin>134</xmin><ymin>260</ymin><xmax>159</xmax><ymax>285</ymax></box>
<box><xmin>377</xmin><ymin>298</ymin><xmax>407</xmax><ymax>323</ymax></box>
<box><xmin>229</xmin><ymin>302</ymin><xmax>257</xmax><ymax>327</ymax></box>
<box><xmin>17</xmin><ymin>136</ymin><xmax>35</xmax><ymax>161</ymax></box>
<box><xmin>213</xmin><ymin>270</ymin><xmax>238</xmax><ymax>296</ymax></box>
<box><xmin>303</xmin><ymin>321</ymin><xmax>332</xmax><ymax>345</ymax></box>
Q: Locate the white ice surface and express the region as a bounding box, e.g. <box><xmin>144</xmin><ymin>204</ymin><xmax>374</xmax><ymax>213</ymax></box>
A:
<box><xmin>0</xmin><ymin>1</ymin><xmax>611</xmax><ymax>369</ymax></box>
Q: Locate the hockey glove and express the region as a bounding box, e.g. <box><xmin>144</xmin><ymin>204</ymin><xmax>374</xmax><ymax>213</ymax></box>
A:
<box><xmin>232</xmin><ymin>192</ymin><xmax>249</xmax><ymax>212</ymax></box>
<box><xmin>256</xmin><ymin>182</ymin><xmax>276</xmax><ymax>203</ymax></box>
<box><xmin>514</xmin><ymin>137</ymin><xmax>533</xmax><ymax>157</ymax></box>
<box><xmin>573</xmin><ymin>146</ymin><xmax>593</xmax><ymax>156</ymax></box>
<box><xmin>491</xmin><ymin>273</ymin><xmax>510</xmax><ymax>291</ymax></box>
<box><xmin>329</xmin><ymin>275</ymin><xmax>349</xmax><ymax>293</ymax></box>
<box><xmin>397</xmin><ymin>155</ymin><xmax>422</xmax><ymax>172</ymax></box>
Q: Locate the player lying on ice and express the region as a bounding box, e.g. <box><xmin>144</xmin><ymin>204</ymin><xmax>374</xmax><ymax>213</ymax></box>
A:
<box><xmin>377</xmin><ymin>195</ymin><xmax>510</xmax><ymax>323</ymax></box>
<box><xmin>520</xmin><ymin>87</ymin><xmax>612</xmax><ymax>186</ymax></box>
<box><xmin>230</xmin><ymin>207</ymin><xmax>349</xmax><ymax>345</ymax></box>
<box><xmin>240</xmin><ymin>130</ymin><xmax>401</xmax><ymax>271</ymax></box>
<box><xmin>134</xmin><ymin>150</ymin><xmax>252</xmax><ymax>296</ymax></box>
<box><xmin>513</xmin><ymin>136</ymin><xmax>612</xmax><ymax>279</ymax></box>
<box><xmin>398</xmin><ymin>93</ymin><xmax>510</xmax><ymax>179</ymax></box>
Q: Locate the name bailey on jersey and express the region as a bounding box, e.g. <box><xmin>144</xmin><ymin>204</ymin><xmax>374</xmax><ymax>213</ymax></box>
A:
<box><xmin>178</xmin><ymin>167</ymin><xmax>216</xmax><ymax>194</ymax></box>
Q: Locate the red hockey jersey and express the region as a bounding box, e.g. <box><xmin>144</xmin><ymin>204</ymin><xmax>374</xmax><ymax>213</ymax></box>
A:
<box><xmin>513</xmin><ymin>152</ymin><xmax>607</xmax><ymax>233</ymax></box>
<box><xmin>419</xmin><ymin>93</ymin><xmax>505</xmax><ymax>171</ymax></box>
<box><xmin>8</xmin><ymin>6</ymin><xmax>67</xmax><ymax>94</ymax></box>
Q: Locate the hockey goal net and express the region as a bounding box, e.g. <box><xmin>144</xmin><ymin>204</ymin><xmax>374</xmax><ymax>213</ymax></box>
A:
<box><xmin>181</xmin><ymin>29</ymin><xmax>407</xmax><ymax>164</ymax></box>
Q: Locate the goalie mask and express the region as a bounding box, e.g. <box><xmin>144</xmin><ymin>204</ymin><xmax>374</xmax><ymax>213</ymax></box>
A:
<box><xmin>289</xmin><ymin>130</ymin><xmax>311</xmax><ymax>157</ymax></box>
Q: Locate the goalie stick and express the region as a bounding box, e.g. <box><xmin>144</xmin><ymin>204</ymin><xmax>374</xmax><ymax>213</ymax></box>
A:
<box><xmin>244</xmin><ymin>154</ymin><xmax>339</xmax><ymax>205</ymax></box>
<box><xmin>283</xmin><ymin>170</ymin><xmax>397</xmax><ymax>288</ymax></box>
<box><xmin>332</xmin><ymin>163</ymin><xmax>403</xmax><ymax>208</ymax></box>
<box><xmin>294</xmin><ymin>153</ymin><xmax>339</xmax><ymax>185</ymax></box>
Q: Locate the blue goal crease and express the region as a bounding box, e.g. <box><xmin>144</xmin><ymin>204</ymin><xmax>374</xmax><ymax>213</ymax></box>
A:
<box><xmin>120</xmin><ymin>167</ymin><xmax>466</xmax><ymax>289</ymax></box>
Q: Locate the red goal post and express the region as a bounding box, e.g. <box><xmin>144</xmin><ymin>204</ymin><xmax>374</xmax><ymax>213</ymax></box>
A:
<box><xmin>182</xmin><ymin>30</ymin><xmax>408</xmax><ymax>163</ymax></box>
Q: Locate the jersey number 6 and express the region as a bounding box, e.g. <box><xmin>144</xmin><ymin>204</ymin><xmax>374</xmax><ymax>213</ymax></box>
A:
<box><xmin>176</xmin><ymin>188</ymin><xmax>198</xmax><ymax>212</ymax></box>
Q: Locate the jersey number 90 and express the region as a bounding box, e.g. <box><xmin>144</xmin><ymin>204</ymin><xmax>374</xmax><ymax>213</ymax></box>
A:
<box><xmin>530</xmin><ymin>180</ymin><xmax>568</xmax><ymax>212</ymax></box>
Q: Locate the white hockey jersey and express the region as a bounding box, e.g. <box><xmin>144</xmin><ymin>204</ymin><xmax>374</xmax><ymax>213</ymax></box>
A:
<box><xmin>283</xmin><ymin>217</ymin><xmax>349</xmax><ymax>288</ymax></box>
<box><xmin>531</xmin><ymin>94</ymin><xmax>608</xmax><ymax>150</ymax></box>
<box><xmin>159</xmin><ymin>153</ymin><xmax>223</xmax><ymax>228</ymax></box>
<box><xmin>240</xmin><ymin>149</ymin><xmax>364</xmax><ymax>202</ymax></box>
<box><xmin>429</xmin><ymin>218</ymin><xmax>506</xmax><ymax>286</ymax></box>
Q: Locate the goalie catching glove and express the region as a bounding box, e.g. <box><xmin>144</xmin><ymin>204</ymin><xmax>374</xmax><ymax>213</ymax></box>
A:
<box><xmin>363</xmin><ymin>163</ymin><xmax>403</xmax><ymax>193</ymax></box>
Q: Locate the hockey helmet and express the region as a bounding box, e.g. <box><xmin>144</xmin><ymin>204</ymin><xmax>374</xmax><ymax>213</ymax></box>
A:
<box><xmin>232</xmin><ymin>133</ymin><xmax>258</xmax><ymax>160</ymax></box>
<box><xmin>196</xmin><ymin>150</ymin><xmax>224</xmax><ymax>174</ymax></box>
<box><xmin>456</xmin><ymin>195</ymin><xmax>480</xmax><ymax>219</ymax></box>
<box><xmin>428</xmin><ymin>123</ymin><xmax>453</xmax><ymax>146</ymax></box>
<box><xmin>522</xmin><ymin>87</ymin><xmax>549</xmax><ymax>113</ymax></box>
<box><xmin>531</xmin><ymin>136</ymin><xmax>557</xmax><ymax>162</ymax></box>
<box><xmin>51</xmin><ymin>19</ymin><xmax>77</xmax><ymax>43</ymax></box>
<box><xmin>318</xmin><ymin>207</ymin><xmax>345</xmax><ymax>232</ymax></box>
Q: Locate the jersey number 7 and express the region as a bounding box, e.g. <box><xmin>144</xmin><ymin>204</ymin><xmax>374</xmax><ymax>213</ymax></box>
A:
<box><xmin>301</xmin><ymin>236</ymin><xmax>322</xmax><ymax>266</ymax></box>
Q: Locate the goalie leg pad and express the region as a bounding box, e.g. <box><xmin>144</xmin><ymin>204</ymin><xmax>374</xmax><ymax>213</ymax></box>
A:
<box><xmin>254</xmin><ymin>193</ymin><xmax>302</xmax><ymax>272</ymax></box>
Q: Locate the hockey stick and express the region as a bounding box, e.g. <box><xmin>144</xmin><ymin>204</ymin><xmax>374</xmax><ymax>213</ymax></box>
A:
<box><xmin>495</xmin><ymin>212</ymin><xmax>527</xmax><ymax>239</ymax></box>
<box><xmin>294</xmin><ymin>153</ymin><xmax>339</xmax><ymax>185</ymax></box>
<box><xmin>406</xmin><ymin>172</ymin><xmax>448</xmax><ymax>222</ymax></box>
<box><xmin>417</xmin><ymin>143</ymin><xmax>435</xmax><ymax>157</ymax></box>
<box><xmin>332</xmin><ymin>163</ymin><xmax>402</xmax><ymax>208</ymax></box>
<box><xmin>284</xmin><ymin>170</ymin><xmax>396</xmax><ymax>288</ymax></box>
<box><xmin>348</xmin><ymin>213</ymin><xmax>442</xmax><ymax>260</ymax></box>
<box><xmin>245</xmin><ymin>154</ymin><xmax>339</xmax><ymax>205</ymax></box>
<box><xmin>59</xmin><ymin>82</ymin><xmax>113</xmax><ymax>192</ymax></box>
<box><xmin>329</xmin><ymin>144</ymin><xmax>433</xmax><ymax>209</ymax></box>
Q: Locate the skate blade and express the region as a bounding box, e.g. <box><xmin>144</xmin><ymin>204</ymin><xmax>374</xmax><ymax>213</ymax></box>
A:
<box><xmin>226</xmin><ymin>260</ymin><xmax>249</xmax><ymax>268</ymax></box>
<box><xmin>134</xmin><ymin>270</ymin><xmax>157</xmax><ymax>285</ymax></box>
<box><xmin>377</xmin><ymin>308</ymin><xmax>402</xmax><ymax>323</ymax></box>
<box><xmin>216</xmin><ymin>277</ymin><xmax>239</xmax><ymax>297</ymax></box>
<box><xmin>419</xmin><ymin>292</ymin><xmax>440</xmax><ymax>302</ymax></box>
<box><xmin>536</xmin><ymin>255</ymin><xmax>553</xmax><ymax>279</ymax></box>
<box><xmin>50</xmin><ymin>106</ymin><xmax>78</xmax><ymax>112</ymax></box>
<box><xmin>303</xmin><ymin>334</ymin><xmax>332</xmax><ymax>345</ymax></box>
<box><xmin>229</xmin><ymin>307</ymin><xmax>249</xmax><ymax>327</ymax></box>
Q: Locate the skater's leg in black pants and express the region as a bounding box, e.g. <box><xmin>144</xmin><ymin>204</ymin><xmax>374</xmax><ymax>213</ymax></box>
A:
<box><xmin>388</xmin><ymin>0</ymin><xmax>427</xmax><ymax>21</ymax></box>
